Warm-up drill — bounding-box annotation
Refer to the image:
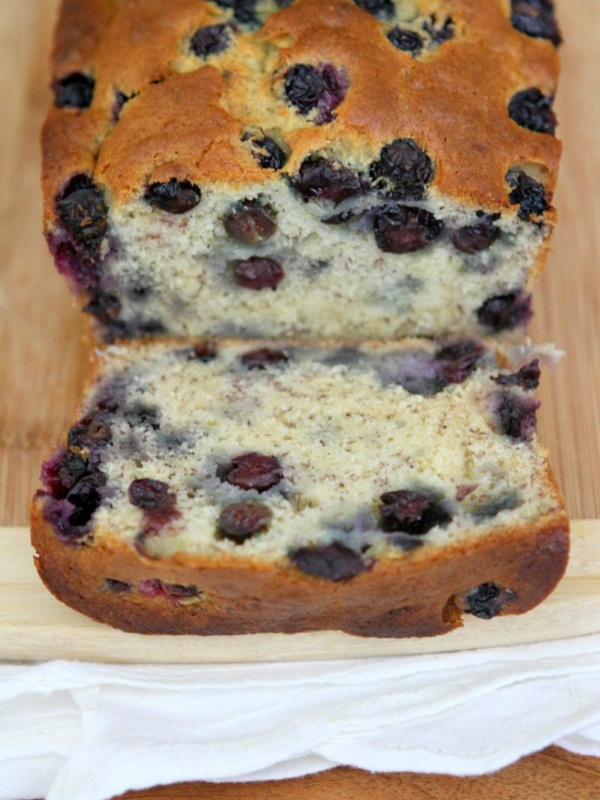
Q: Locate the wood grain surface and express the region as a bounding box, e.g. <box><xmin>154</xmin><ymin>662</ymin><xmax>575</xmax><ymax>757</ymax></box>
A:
<box><xmin>1</xmin><ymin>0</ymin><xmax>598</xmax><ymax>797</ymax></box>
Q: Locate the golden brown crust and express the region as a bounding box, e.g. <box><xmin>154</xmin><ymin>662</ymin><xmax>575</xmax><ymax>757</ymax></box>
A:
<box><xmin>42</xmin><ymin>0</ymin><xmax>562</xmax><ymax>229</ymax></box>
<box><xmin>51</xmin><ymin>0</ymin><xmax>115</xmax><ymax>78</ymax></box>
<box><xmin>30</xmin><ymin>500</ymin><xmax>569</xmax><ymax>637</ymax></box>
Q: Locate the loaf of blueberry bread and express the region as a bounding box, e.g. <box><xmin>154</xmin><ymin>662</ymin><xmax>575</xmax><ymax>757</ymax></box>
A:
<box><xmin>31</xmin><ymin>338</ymin><xmax>568</xmax><ymax>636</ymax></box>
<box><xmin>43</xmin><ymin>0</ymin><xmax>561</xmax><ymax>342</ymax></box>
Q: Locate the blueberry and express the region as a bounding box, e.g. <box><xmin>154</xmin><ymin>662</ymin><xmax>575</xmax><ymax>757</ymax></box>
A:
<box><xmin>82</xmin><ymin>291</ymin><xmax>121</xmax><ymax>326</ymax></box>
<box><xmin>436</xmin><ymin>340</ymin><xmax>486</xmax><ymax>385</ymax></box>
<box><xmin>112</xmin><ymin>90</ymin><xmax>133</xmax><ymax>121</ymax></box>
<box><xmin>53</xmin><ymin>72</ymin><xmax>95</xmax><ymax>109</ymax></box>
<box><xmin>492</xmin><ymin>360</ymin><xmax>541</xmax><ymax>391</ymax></box>
<box><xmin>44</xmin><ymin>498</ymin><xmax>91</xmax><ymax>542</ymax></box>
<box><xmin>311</xmin><ymin>64</ymin><xmax>348</xmax><ymax>125</ymax></box>
<box><xmin>477</xmin><ymin>292</ymin><xmax>533</xmax><ymax>331</ymax></box>
<box><xmin>41</xmin><ymin>448</ymin><xmax>87</xmax><ymax>499</ymax></box>
<box><xmin>56</xmin><ymin>176</ymin><xmax>108</xmax><ymax>257</ymax></box>
<box><xmin>352</xmin><ymin>0</ymin><xmax>394</xmax><ymax>18</ymax></box>
<box><xmin>190</xmin><ymin>24</ymin><xmax>232</xmax><ymax>57</ymax></box>
<box><xmin>508</xmin><ymin>88</ymin><xmax>557</xmax><ymax>134</ymax></box>
<box><xmin>244</xmin><ymin>132</ymin><xmax>288</xmax><ymax>170</ymax></box>
<box><xmin>284</xmin><ymin>63</ymin><xmax>347</xmax><ymax>124</ymax></box>
<box><xmin>370</xmin><ymin>139</ymin><xmax>434</xmax><ymax>200</ymax></box>
<box><xmin>128</xmin><ymin>478</ymin><xmax>177</xmax><ymax>516</ymax></box>
<box><xmin>387</xmin><ymin>28</ymin><xmax>424</xmax><ymax>56</ymax></box>
<box><xmin>379</xmin><ymin>490</ymin><xmax>451</xmax><ymax>535</ymax></box>
<box><xmin>105</xmin><ymin>578</ymin><xmax>132</xmax><ymax>592</ymax></box>
<box><xmin>213</xmin><ymin>0</ymin><xmax>259</xmax><ymax>24</ymax></box>
<box><xmin>218</xmin><ymin>502</ymin><xmax>273</xmax><ymax>542</ymax></box>
<box><xmin>47</xmin><ymin>228</ymin><xmax>103</xmax><ymax>290</ymax></box>
<box><xmin>372</xmin><ymin>204</ymin><xmax>443</xmax><ymax>253</ymax></box>
<box><xmin>68</xmin><ymin>414</ymin><xmax>112</xmax><ymax>449</ymax></box>
<box><xmin>220</xmin><ymin>453</ymin><xmax>283</xmax><ymax>492</ymax></box>
<box><xmin>65</xmin><ymin>474</ymin><xmax>105</xmax><ymax>527</ymax></box>
<box><xmin>506</xmin><ymin>169</ymin><xmax>548</xmax><ymax>221</ymax></box>
<box><xmin>452</xmin><ymin>214</ymin><xmax>500</xmax><ymax>254</ymax></box>
<box><xmin>290</xmin><ymin>543</ymin><xmax>370</xmax><ymax>581</ymax></box>
<box><xmin>128</xmin><ymin>478</ymin><xmax>171</xmax><ymax>510</ymax></box>
<box><xmin>284</xmin><ymin>64</ymin><xmax>325</xmax><ymax>115</ymax></box>
<box><xmin>510</xmin><ymin>0</ymin><xmax>562</xmax><ymax>46</ymax></box>
<box><xmin>58</xmin><ymin>452</ymin><xmax>89</xmax><ymax>493</ymax></box>
<box><xmin>145</xmin><ymin>179</ymin><xmax>201</xmax><ymax>214</ymax></box>
<box><xmin>494</xmin><ymin>393</ymin><xmax>540</xmax><ymax>442</ymax></box>
<box><xmin>240</xmin><ymin>347</ymin><xmax>289</xmax><ymax>369</ymax></box>
<box><xmin>459</xmin><ymin>582</ymin><xmax>516</xmax><ymax>619</ymax></box>
<box><xmin>291</xmin><ymin>157</ymin><xmax>364</xmax><ymax>205</ymax></box>
<box><xmin>233</xmin><ymin>257</ymin><xmax>285</xmax><ymax>290</ymax></box>
<box><xmin>224</xmin><ymin>200</ymin><xmax>277</xmax><ymax>244</ymax></box>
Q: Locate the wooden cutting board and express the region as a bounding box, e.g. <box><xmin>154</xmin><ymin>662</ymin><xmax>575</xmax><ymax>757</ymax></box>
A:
<box><xmin>0</xmin><ymin>521</ymin><xmax>598</xmax><ymax>663</ymax></box>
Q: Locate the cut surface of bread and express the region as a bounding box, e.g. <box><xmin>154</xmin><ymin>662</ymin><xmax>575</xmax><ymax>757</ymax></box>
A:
<box><xmin>42</xmin><ymin>0</ymin><xmax>561</xmax><ymax>341</ymax></box>
<box><xmin>31</xmin><ymin>338</ymin><xmax>569</xmax><ymax>636</ymax></box>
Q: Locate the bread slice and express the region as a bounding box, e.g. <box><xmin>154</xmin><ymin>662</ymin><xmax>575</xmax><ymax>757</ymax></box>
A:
<box><xmin>42</xmin><ymin>0</ymin><xmax>561</xmax><ymax>342</ymax></box>
<box><xmin>31</xmin><ymin>338</ymin><xmax>568</xmax><ymax>636</ymax></box>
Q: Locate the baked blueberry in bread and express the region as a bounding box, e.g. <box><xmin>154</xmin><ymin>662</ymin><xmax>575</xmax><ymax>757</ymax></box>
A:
<box><xmin>42</xmin><ymin>0</ymin><xmax>561</xmax><ymax>342</ymax></box>
<box><xmin>31</xmin><ymin>339</ymin><xmax>569</xmax><ymax>636</ymax></box>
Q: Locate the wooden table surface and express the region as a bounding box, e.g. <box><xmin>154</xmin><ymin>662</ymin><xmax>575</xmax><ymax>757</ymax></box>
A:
<box><xmin>1</xmin><ymin>0</ymin><xmax>599</xmax><ymax>797</ymax></box>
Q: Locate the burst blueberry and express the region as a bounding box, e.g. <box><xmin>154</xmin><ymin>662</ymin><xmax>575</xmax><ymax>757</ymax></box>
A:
<box><xmin>494</xmin><ymin>393</ymin><xmax>540</xmax><ymax>442</ymax></box>
<box><xmin>53</xmin><ymin>72</ymin><xmax>95</xmax><ymax>108</ymax></box>
<box><xmin>213</xmin><ymin>0</ymin><xmax>258</xmax><ymax>24</ymax></box>
<box><xmin>291</xmin><ymin>158</ymin><xmax>364</xmax><ymax>205</ymax></box>
<box><xmin>220</xmin><ymin>453</ymin><xmax>283</xmax><ymax>492</ymax></box>
<box><xmin>507</xmin><ymin>169</ymin><xmax>548</xmax><ymax>221</ymax></box>
<box><xmin>370</xmin><ymin>139</ymin><xmax>434</xmax><ymax>200</ymax></box>
<box><xmin>233</xmin><ymin>257</ymin><xmax>284</xmax><ymax>290</ymax></box>
<box><xmin>218</xmin><ymin>502</ymin><xmax>273</xmax><ymax>542</ymax></box>
<box><xmin>145</xmin><ymin>179</ymin><xmax>201</xmax><ymax>214</ymax></box>
<box><xmin>511</xmin><ymin>0</ymin><xmax>561</xmax><ymax>46</ymax></box>
<box><xmin>352</xmin><ymin>0</ymin><xmax>394</xmax><ymax>18</ymax></box>
<box><xmin>508</xmin><ymin>88</ymin><xmax>557</xmax><ymax>135</ymax></box>
<box><xmin>387</xmin><ymin>28</ymin><xmax>424</xmax><ymax>56</ymax></box>
<box><xmin>477</xmin><ymin>292</ymin><xmax>533</xmax><ymax>332</ymax></box>
<box><xmin>284</xmin><ymin>63</ymin><xmax>347</xmax><ymax>124</ymax></box>
<box><xmin>452</xmin><ymin>215</ymin><xmax>499</xmax><ymax>254</ymax></box>
<box><xmin>56</xmin><ymin>175</ymin><xmax>108</xmax><ymax>272</ymax></box>
<box><xmin>379</xmin><ymin>490</ymin><xmax>451</xmax><ymax>535</ymax></box>
<box><xmin>372</xmin><ymin>205</ymin><xmax>443</xmax><ymax>253</ymax></box>
<box><xmin>492</xmin><ymin>360</ymin><xmax>541</xmax><ymax>391</ymax></box>
<box><xmin>190</xmin><ymin>24</ymin><xmax>232</xmax><ymax>58</ymax></box>
<box><xmin>224</xmin><ymin>201</ymin><xmax>277</xmax><ymax>244</ymax></box>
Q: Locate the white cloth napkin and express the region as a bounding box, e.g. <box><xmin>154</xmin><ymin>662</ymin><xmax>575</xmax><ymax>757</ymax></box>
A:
<box><xmin>1</xmin><ymin>634</ymin><xmax>599</xmax><ymax>800</ymax></box>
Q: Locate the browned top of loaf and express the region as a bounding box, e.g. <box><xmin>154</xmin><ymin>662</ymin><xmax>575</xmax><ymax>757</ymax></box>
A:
<box><xmin>42</xmin><ymin>0</ymin><xmax>561</xmax><ymax>225</ymax></box>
